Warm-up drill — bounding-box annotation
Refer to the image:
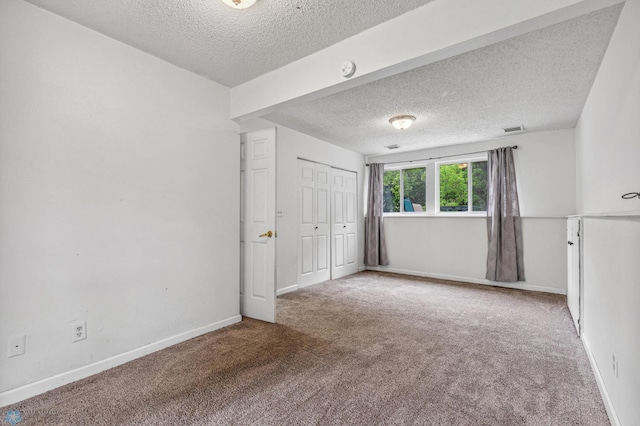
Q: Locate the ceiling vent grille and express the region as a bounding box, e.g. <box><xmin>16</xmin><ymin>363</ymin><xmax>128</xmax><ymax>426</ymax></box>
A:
<box><xmin>503</xmin><ymin>125</ymin><xmax>525</xmax><ymax>133</ymax></box>
<box><xmin>385</xmin><ymin>144</ymin><xmax>400</xmax><ymax>150</ymax></box>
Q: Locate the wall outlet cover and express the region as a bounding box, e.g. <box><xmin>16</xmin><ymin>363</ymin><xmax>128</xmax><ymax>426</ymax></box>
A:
<box><xmin>71</xmin><ymin>321</ymin><xmax>87</xmax><ymax>342</ymax></box>
<box><xmin>8</xmin><ymin>335</ymin><xmax>26</xmax><ymax>358</ymax></box>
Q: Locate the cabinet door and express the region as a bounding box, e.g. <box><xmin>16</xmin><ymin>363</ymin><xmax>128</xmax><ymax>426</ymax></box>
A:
<box><xmin>567</xmin><ymin>217</ymin><xmax>580</xmax><ymax>335</ymax></box>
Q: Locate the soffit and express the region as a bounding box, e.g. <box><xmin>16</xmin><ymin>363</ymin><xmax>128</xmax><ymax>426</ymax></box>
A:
<box><xmin>264</xmin><ymin>4</ymin><xmax>623</xmax><ymax>155</ymax></box>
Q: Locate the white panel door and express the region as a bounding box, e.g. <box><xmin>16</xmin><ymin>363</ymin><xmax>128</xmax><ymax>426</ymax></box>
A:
<box><xmin>241</xmin><ymin>128</ymin><xmax>276</xmax><ymax>323</ymax></box>
<box><xmin>331</xmin><ymin>168</ymin><xmax>358</xmax><ymax>280</ymax></box>
<box><xmin>315</xmin><ymin>165</ymin><xmax>331</xmax><ymax>280</ymax></box>
<box><xmin>567</xmin><ymin>217</ymin><xmax>580</xmax><ymax>335</ymax></box>
<box><xmin>298</xmin><ymin>160</ymin><xmax>330</xmax><ymax>287</ymax></box>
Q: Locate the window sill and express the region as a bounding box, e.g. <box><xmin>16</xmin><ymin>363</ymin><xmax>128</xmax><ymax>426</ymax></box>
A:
<box><xmin>383</xmin><ymin>213</ymin><xmax>487</xmax><ymax>218</ymax></box>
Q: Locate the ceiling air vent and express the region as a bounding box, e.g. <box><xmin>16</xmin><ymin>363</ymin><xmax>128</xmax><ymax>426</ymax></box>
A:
<box><xmin>502</xmin><ymin>125</ymin><xmax>525</xmax><ymax>133</ymax></box>
<box><xmin>385</xmin><ymin>144</ymin><xmax>400</xmax><ymax>150</ymax></box>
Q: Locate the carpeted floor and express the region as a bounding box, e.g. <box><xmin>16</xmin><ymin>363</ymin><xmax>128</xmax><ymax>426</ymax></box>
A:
<box><xmin>3</xmin><ymin>272</ymin><xmax>609</xmax><ymax>425</ymax></box>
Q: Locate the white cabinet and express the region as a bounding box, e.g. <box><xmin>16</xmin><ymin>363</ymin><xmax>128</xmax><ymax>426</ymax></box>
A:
<box><xmin>567</xmin><ymin>217</ymin><xmax>581</xmax><ymax>335</ymax></box>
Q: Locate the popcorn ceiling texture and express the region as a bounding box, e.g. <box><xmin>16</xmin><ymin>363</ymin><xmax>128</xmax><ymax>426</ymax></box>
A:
<box><xmin>22</xmin><ymin>0</ymin><xmax>435</xmax><ymax>87</ymax></box>
<box><xmin>20</xmin><ymin>0</ymin><xmax>623</xmax><ymax>155</ymax></box>
<box><xmin>265</xmin><ymin>4</ymin><xmax>624</xmax><ymax>155</ymax></box>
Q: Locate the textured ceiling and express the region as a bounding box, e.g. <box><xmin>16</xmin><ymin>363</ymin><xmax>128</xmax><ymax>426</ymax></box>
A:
<box><xmin>265</xmin><ymin>4</ymin><xmax>624</xmax><ymax>155</ymax></box>
<box><xmin>22</xmin><ymin>0</ymin><xmax>623</xmax><ymax>155</ymax></box>
<box><xmin>22</xmin><ymin>0</ymin><xmax>435</xmax><ymax>87</ymax></box>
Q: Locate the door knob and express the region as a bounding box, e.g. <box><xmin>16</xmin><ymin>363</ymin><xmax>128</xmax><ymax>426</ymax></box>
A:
<box><xmin>259</xmin><ymin>230</ymin><xmax>273</xmax><ymax>238</ymax></box>
<box><xmin>568</xmin><ymin>241</ymin><xmax>574</xmax><ymax>245</ymax></box>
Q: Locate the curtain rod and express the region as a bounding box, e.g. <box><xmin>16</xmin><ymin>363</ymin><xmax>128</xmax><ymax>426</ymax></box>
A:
<box><xmin>366</xmin><ymin>145</ymin><xmax>518</xmax><ymax>166</ymax></box>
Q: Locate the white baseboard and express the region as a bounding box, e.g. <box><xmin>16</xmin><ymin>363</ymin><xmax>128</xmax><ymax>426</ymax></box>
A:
<box><xmin>0</xmin><ymin>315</ymin><xmax>242</xmax><ymax>407</ymax></box>
<box><xmin>365</xmin><ymin>267</ymin><xmax>566</xmax><ymax>295</ymax></box>
<box><xmin>582</xmin><ymin>334</ymin><xmax>620</xmax><ymax>426</ymax></box>
<box><xmin>276</xmin><ymin>284</ymin><xmax>299</xmax><ymax>296</ymax></box>
<box><xmin>358</xmin><ymin>265</ymin><xmax>366</xmax><ymax>272</ymax></box>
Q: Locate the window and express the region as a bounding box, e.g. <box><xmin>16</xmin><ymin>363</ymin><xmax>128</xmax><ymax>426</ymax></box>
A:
<box><xmin>383</xmin><ymin>167</ymin><xmax>426</xmax><ymax>213</ymax></box>
<box><xmin>380</xmin><ymin>155</ymin><xmax>487</xmax><ymax>216</ymax></box>
<box><xmin>438</xmin><ymin>160</ymin><xmax>487</xmax><ymax>213</ymax></box>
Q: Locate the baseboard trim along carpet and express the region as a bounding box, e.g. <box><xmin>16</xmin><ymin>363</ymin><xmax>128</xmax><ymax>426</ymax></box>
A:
<box><xmin>0</xmin><ymin>314</ymin><xmax>242</xmax><ymax>407</ymax></box>
<box><xmin>276</xmin><ymin>284</ymin><xmax>298</xmax><ymax>296</ymax></box>
<box><xmin>2</xmin><ymin>272</ymin><xmax>607</xmax><ymax>424</ymax></box>
<box><xmin>582</xmin><ymin>334</ymin><xmax>620</xmax><ymax>426</ymax></box>
<box><xmin>365</xmin><ymin>267</ymin><xmax>566</xmax><ymax>295</ymax></box>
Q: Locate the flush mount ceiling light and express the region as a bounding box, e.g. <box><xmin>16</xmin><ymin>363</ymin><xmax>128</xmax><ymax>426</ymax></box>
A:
<box><xmin>389</xmin><ymin>115</ymin><xmax>416</xmax><ymax>130</ymax></box>
<box><xmin>221</xmin><ymin>0</ymin><xmax>257</xmax><ymax>9</ymax></box>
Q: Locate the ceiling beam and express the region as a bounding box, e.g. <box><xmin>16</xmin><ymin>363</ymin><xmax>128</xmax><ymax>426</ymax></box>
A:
<box><xmin>230</xmin><ymin>0</ymin><xmax>623</xmax><ymax>122</ymax></box>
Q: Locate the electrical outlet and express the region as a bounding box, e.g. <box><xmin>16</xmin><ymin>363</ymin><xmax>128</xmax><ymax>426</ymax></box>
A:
<box><xmin>71</xmin><ymin>321</ymin><xmax>87</xmax><ymax>342</ymax></box>
<box><xmin>612</xmin><ymin>352</ymin><xmax>618</xmax><ymax>378</ymax></box>
<box><xmin>8</xmin><ymin>335</ymin><xmax>26</xmax><ymax>358</ymax></box>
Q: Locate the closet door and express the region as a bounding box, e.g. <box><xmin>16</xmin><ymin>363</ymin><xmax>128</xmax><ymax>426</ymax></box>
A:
<box><xmin>331</xmin><ymin>168</ymin><xmax>358</xmax><ymax>279</ymax></box>
<box><xmin>298</xmin><ymin>160</ymin><xmax>331</xmax><ymax>287</ymax></box>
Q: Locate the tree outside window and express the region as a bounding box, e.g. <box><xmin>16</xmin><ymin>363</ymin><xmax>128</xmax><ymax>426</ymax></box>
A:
<box><xmin>383</xmin><ymin>167</ymin><xmax>426</xmax><ymax>213</ymax></box>
<box><xmin>383</xmin><ymin>170</ymin><xmax>400</xmax><ymax>212</ymax></box>
<box><xmin>439</xmin><ymin>161</ymin><xmax>487</xmax><ymax>212</ymax></box>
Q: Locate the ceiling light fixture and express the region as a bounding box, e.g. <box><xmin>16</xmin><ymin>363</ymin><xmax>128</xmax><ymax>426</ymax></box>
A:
<box><xmin>221</xmin><ymin>0</ymin><xmax>257</xmax><ymax>9</ymax></box>
<box><xmin>389</xmin><ymin>115</ymin><xmax>416</xmax><ymax>130</ymax></box>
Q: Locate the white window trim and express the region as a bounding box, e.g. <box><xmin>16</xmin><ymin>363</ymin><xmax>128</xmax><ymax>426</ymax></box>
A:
<box><xmin>383</xmin><ymin>154</ymin><xmax>488</xmax><ymax>217</ymax></box>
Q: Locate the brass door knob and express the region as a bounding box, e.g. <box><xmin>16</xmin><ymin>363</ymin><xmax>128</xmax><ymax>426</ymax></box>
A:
<box><xmin>259</xmin><ymin>230</ymin><xmax>273</xmax><ymax>238</ymax></box>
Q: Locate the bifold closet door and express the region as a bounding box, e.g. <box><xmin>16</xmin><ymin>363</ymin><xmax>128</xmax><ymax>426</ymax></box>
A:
<box><xmin>298</xmin><ymin>160</ymin><xmax>331</xmax><ymax>287</ymax></box>
<box><xmin>331</xmin><ymin>168</ymin><xmax>358</xmax><ymax>280</ymax></box>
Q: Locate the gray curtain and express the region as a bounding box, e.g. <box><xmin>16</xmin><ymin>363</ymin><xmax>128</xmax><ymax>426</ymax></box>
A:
<box><xmin>364</xmin><ymin>163</ymin><xmax>389</xmax><ymax>266</ymax></box>
<box><xmin>486</xmin><ymin>147</ymin><xmax>524</xmax><ymax>282</ymax></box>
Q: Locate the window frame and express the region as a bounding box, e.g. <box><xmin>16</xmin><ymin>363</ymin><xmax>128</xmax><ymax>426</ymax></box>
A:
<box><xmin>381</xmin><ymin>154</ymin><xmax>488</xmax><ymax>217</ymax></box>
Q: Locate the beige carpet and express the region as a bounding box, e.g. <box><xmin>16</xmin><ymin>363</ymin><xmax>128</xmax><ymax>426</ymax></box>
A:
<box><xmin>3</xmin><ymin>272</ymin><xmax>609</xmax><ymax>425</ymax></box>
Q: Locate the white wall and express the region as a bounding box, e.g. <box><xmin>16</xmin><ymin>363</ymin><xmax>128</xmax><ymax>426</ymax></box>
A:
<box><xmin>575</xmin><ymin>0</ymin><xmax>640</xmax><ymax>424</ymax></box>
<box><xmin>0</xmin><ymin>0</ymin><xmax>240</xmax><ymax>403</ymax></box>
<box><xmin>576</xmin><ymin>4</ymin><xmax>640</xmax><ymax>216</ymax></box>
<box><xmin>380</xmin><ymin>217</ymin><xmax>567</xmax><ymax>293</ymax></box>
<box><xmin>581</xmin><ymin>217</ymin><xmax>640</xmax><ymax>425</ymax></box>
<box><xmin>367</xmin><ymin>129</ymin><xmax>576</xmax><ymax>294</ymax></box>
<box><xmin>241</xmin><ymin>120</ymin><xmax>366</xmax><ymax>292</ymax></box>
